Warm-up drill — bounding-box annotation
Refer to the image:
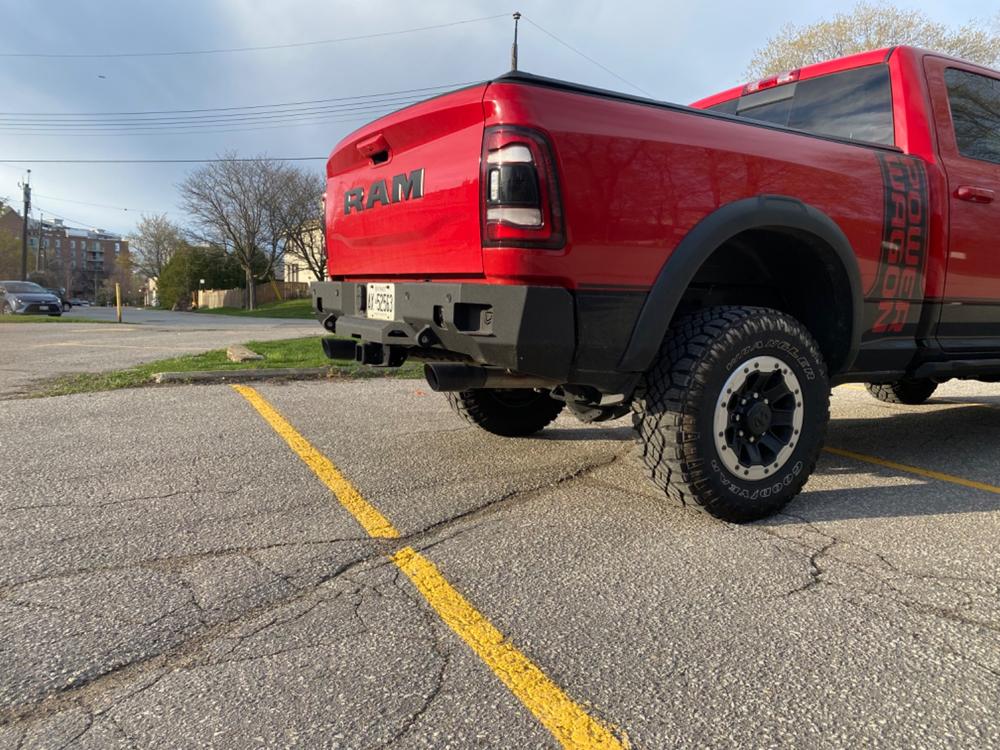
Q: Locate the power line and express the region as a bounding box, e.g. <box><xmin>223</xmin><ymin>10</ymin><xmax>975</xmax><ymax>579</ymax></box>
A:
<box><xmin>0</xmin><ymin>14</ymin><xmax>507</xmax><ymax>59</ymax></box>
<box><xmin>33</xmin><ymin>204</ymin><xmax>122</xmax><ymax>231</ymax></box>
<box><xmin>0</xmin><ymin>95</ymin><xmax>434</xmax><ymax>130</ymax></box>
<box><xmin>0</xmin><ymin>110</ymin><xmax>401</xmax><ymax>138</ymax></box>
<box><xmin>34</xmin><ymin>192</ymin><xmax>163</xmax><ymax>214</ymax></box>
<box><xmin>0</xmin><ymin>81</ymin><xmax>475</xmax><ymax>118</ymax></box>
<box><xmin>521</xmin><ymin>16</ymin><xmax>653</xmax><ymax>98</ymax></box>
<box><xmin>0</xmin><ymin>112</ymin><xmax>384</xmax><ymax>139</ymax></box>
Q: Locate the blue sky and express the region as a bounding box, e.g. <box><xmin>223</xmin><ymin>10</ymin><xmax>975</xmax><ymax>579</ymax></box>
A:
<box><xmin>0</xmin><ymin>0</ymin><xmax>990</xmax><ymax>237</ymax></box>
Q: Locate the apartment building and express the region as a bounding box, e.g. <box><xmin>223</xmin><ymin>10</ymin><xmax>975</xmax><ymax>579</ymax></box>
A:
<box><xmin>0</xmin><ymin>205</ymin><xmax>129</xmax><ymax>298</ymax></box>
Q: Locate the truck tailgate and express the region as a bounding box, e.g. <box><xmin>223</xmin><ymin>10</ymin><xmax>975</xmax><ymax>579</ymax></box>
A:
<box><xmin>326</xmin><ymin>84</ymin><xmax>488</xmax><ymax>278</ymax></box>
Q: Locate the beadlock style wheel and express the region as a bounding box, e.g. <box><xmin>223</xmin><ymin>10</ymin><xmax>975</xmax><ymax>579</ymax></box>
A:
<box><xmin>632</xmin><ymin>305</ymin><xmax>830</xmax><ymax>523</ymax></box>
<box><xmin>713</xmin><ymin>355</ymin><xmax>804</xmax><ymax>481</ymax></box>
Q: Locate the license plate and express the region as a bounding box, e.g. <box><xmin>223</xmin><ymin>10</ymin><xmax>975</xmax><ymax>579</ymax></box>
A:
<box><xmin>365</xmin><ymin>283</ymin><xmax>395</xmax><ymax>321</ymax></box>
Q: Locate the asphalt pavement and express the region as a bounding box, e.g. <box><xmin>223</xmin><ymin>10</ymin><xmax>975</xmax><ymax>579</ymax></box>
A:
<box><xmin>1</xmin><ymin>375</ymin><xmax>999</xmax><ymax>748</ymax></box>
<box><xmin>0</xmin><ymin>308</ymin><xmax>317</xmax><ymax>397</ymax></box>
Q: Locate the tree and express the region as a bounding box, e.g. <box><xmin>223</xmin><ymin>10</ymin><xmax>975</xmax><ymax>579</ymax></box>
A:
<box><xmin>156</xmin><ymin>244</ymin><xmax>243</xmax><ymax>309</ymax></box>
<box><xmin>747</xmin><ymin>3</ymin><xmax>1000</xmax><ymax>79</ymax></box>
<box><xmin>277</xmin><ymin>168</ymin><xmax>326</xmax><ymax>282</ymax></box>
<box><xmin>0</xmin><ymin>231</ymin><xmax>21</xmax><ymax>279</ymax></box>
<box><xmin>179</xmin><ymin>154</ymin><xmax>300</xmax><ymax>309</ymax></box>
<box><xmin>128</xmin><ymin>214</ymin><xmax>185</xmax><ymax>280</ymax></box>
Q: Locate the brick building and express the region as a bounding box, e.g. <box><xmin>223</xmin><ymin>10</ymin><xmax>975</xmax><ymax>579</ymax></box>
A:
<box><xmin>0</xmin><ymin>204</ymin><xmax>129</xmax><ymax>299</ymax></box>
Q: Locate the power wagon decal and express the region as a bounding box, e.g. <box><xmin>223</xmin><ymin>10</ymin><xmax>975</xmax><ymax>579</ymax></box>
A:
<box><xmin>868</xmin><ymin>153</ymin><xmax>929</xmax><ymax>334</ymax></box>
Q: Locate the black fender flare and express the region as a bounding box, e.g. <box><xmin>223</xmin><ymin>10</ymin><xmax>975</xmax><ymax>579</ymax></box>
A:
<box><xmin>617</xmin><ymin>194</ymin><xmax>863</xmax><ymax>374</ymax></box>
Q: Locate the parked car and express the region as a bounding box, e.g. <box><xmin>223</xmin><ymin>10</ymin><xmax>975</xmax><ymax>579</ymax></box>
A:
<box><xmin>310</xmin><ymin>45</ymin><xmax>1000</xmax><ymax>522</ymax></box>
<box><xmin>0</xmin><ymin>281</ymin><xmax>63</xmax><ymax>316</ymax></box>
<box><xmin>69</xmin><ymin>298</ymin><xmax>90</xmax><ymax>307</ymax></box>
<box><xmin>45</xmin><ymin>288</ymin><xmax>72</xmax><ymax>312</ymax></box>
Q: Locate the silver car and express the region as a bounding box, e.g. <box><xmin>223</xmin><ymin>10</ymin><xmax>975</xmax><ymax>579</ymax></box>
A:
<box><xmin>0</xmin><ymin>281</ymin><xmax>63</xmax><ymax>316</ymax></box>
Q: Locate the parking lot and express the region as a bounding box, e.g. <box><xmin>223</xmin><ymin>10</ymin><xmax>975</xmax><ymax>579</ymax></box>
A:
<box><xmin>2</xmin><ymin>321</ymin><xmax>1000</xmax><ymax>748</ymax></box>
<box><xmin>0</xmin><ymin>308</ymin><xmax>316</xmax><ymax>398</ymax></box>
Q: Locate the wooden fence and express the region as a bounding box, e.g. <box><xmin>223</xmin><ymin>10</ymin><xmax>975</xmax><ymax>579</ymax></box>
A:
<box><xmin>196</xmin><ymin>281</ymin><xmax>309</xmax><ymax>310</ymax></box>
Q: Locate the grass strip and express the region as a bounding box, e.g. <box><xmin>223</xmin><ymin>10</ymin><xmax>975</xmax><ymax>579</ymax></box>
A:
<box><xmin>27</xmin><ymin>336</ymin><xmax>422</xmax><ymax>397</ymax></box>
<box><xmin>192</xmin><ymin>298</ymin><xmax>313</xmax><ymax>319</ymax></box>
<box><xmin>0</xmin><ymin>315</ymin><xmax>116</xmax><ymax>324</ymax></box>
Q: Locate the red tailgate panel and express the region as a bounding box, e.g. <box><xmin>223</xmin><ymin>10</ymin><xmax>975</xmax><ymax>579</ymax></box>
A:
<box><xmin>326</xmin><ymin>85</ymin><xmax>489</xmax><ymax>278</ymax></box>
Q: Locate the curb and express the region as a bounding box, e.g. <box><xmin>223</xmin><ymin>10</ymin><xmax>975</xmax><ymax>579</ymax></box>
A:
<box><xmin>152</xmin><ymin>367</ymin><xmax>331</xmax><ymax>384</ymax></box>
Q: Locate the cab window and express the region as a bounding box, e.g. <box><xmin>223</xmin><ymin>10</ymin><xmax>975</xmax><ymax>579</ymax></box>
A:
<box><xmin>944</xmin><ymin>68</ymin><xmax>1000</xmax><ymax>165</ymax></box>
<box><xmin>709</xmin><ymin>64</ymin><xmax>895</xmax><ymax>146</ymax></box>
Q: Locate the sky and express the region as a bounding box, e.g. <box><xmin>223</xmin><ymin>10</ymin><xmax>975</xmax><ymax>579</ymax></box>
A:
<box><xmin>0</xmin><ymin>0</ymin><xmax>990</xmax><ymax>237</ymax></box>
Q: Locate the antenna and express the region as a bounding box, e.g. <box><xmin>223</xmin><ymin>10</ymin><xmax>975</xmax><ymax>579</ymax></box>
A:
<box><xmin>511</xmin><ymin>12</ymin><xmax>521</xmax><ymax>72</ymax></box>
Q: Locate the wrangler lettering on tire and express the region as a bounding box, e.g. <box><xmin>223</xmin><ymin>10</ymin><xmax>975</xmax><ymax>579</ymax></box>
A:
<box><xmin>632</xmin><ymin>306</ymin><xmax>830</xmax><ymax>523</ymax></box>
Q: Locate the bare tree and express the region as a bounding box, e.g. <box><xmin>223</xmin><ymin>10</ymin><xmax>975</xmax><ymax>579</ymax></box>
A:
<box><xmin>179</xmin><ymin>154</ymin><xmax>288</xmax><ymax>309</ymax></box>
<box><xmin>276</xmin><ymin>168</ymin><xmax>326</xmax><ymax>282</ymax></box>
<box><xmin>747</xmin><ymin>3</ymin><xmax>1000</xmax><ymax>78</ymax></box>
<box><xmin>128</xmin><ymin>214</ymin><xmax>185</xmax><ymax>280</ymax></box>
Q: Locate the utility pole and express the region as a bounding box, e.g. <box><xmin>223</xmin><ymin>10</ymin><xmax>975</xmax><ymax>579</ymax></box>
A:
<box><xmin>36</xmin><ymin>212</ymin><xmax>44</xmax><ymax>273</ymax></box>
<box><xmin>19</xmin><ymin>170</ymin><xmax>30</xmax><ymax>281</ymax></box>
<box><xmin>511</xmin><ymin>12</ymin><xmax>521</xmax><ymax>72</ymax></box>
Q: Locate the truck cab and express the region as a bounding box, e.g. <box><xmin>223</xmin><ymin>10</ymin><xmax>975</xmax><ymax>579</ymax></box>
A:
<box><xmin>695</xmin><ymin>46</ymin><xmax>1000</xmax><ymax>376</ymax></box>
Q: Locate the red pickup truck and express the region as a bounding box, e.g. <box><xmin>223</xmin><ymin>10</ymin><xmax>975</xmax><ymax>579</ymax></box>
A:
<box><xmin>311</xmin><ymin>45</ymin><xmax>1000</xmax><ymax>522</ymax></box>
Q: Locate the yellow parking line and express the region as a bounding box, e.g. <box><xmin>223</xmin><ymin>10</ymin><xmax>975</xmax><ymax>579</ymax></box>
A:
<box><xmin>233</xmin><ymin>384</ymin><xmax>399</xmax><ymax>538</ymax></box>
<box><xmin>392</xmin><ymin>547</ymin><xmax>626</xmax><ymax>748</ymax></box>
<box><xmin>232</xmin><ymin>384</ymin><xmax>627</xmax><ymax>750</ymax></box>
<box><xmin>824</xmin><ymin>446</ymin><xmax>1000</xmax><ymax>495</ymax></box>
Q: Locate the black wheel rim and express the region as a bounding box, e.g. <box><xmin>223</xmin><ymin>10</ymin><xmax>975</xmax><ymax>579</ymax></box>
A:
<box><xmin>713</xmin><ymin>355</ymin><xmax>804</xmax><ymax>480</ymax></box>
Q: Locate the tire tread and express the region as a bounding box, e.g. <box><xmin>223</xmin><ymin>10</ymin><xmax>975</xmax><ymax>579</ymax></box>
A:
<box><xmin>632</xmin><ymin>305</ymin><xmax>829</xmax><ymax>522</ymax></box>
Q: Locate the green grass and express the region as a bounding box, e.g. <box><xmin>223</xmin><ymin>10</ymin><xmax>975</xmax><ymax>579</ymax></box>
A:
<box><xmin>28</xmin><ymin>336</ymin><xmax>423</xmax><ymax>398</ymax></box>
<box><xmin>193</xmin><ymin>298</ymin><xmax>313</xmax><ymax>319</ymax></box>
<box><xmin>0</xmin><ymin>314</ymin><xmax>113</xmax><ymax>324</ymax></box>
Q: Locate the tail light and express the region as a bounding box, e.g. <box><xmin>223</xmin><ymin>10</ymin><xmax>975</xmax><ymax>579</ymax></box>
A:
<box><xmin>481</xmin><ymin>125</ymin><xmax>564</xmax><ymax>249</ymax></box>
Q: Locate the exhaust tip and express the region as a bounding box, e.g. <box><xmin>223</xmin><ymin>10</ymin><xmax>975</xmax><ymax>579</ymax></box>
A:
<box><xmin>321</xmin><ymin>338</ymin><xmax>357</xmax><ymax>361</ymax></box>
<box><xmin>424</xmin><ymin>363</ymin><xmax>442</xmax><ymax>391</ymax></box>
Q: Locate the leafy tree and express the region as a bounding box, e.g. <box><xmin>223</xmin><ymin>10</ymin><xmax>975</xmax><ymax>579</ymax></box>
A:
<box><xmin>747</xmin><ymin>3</ymin><xmax>1000</xmax><ymax>78</ymax></box>
<box><xmin>0</xmin><ymin>232</ymin><xmax>22</xmax><ymax>279</ymax></box>
<box><xmin>156</xmin><ymin>244</ymin><xmax>243</xmax><ymax>309</ymax></box>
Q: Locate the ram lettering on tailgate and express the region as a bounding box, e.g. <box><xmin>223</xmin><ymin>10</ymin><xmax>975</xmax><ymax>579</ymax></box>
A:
<box><xmin>344</xmin><ymin>168</ymin><xmax>425</xmax><ymax>215</ymax></box>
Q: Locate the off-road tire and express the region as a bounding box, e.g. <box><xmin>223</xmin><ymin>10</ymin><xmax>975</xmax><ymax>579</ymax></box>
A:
<box><xmin>865</xmin><ymin>379</ymin><xmax>937</xmax><ymax>405</ymax></box>
<box><xmin>632</xmin><ymin>305</ymin><xmax>830</xmax><ymax>523</ymax></box>
<box><xmin>445</xmin><ymin>388</ymin><xmax>565</xmax><ymax>437</ymax></box>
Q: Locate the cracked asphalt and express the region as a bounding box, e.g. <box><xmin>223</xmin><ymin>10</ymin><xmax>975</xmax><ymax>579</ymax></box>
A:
<box><xmin>1</xmin><ymin>373</ymin><xmax>1000</xmax><ymax>748</ymax></box>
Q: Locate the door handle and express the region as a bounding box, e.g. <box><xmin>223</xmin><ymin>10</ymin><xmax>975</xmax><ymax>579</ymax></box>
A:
<box><xmin>955</xmin><ymin>185</ymin><xmax>995</xmax><ymax>204</ymax></box>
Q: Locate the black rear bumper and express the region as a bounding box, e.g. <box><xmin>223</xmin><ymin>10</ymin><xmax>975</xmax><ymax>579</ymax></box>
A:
<box><xmin>310</xmin><ymin>281</ymin><xmax>644</xmax><ymax>392</ymax></box>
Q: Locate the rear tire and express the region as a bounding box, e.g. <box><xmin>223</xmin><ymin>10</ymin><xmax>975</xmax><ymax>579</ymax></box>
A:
<box><xmin>632</xmin><ymin>305</ymin><xmax>830</xmax><ymax>523</ymax></box>
<box><xmin>445</xmin><ymin>388</ymin><xmax>565</xmax><ymax>437</ymax></box>
<box><xmin>865</xmin><ymin>379</ymin><xmax>937</xmax><ymax>405</ymax></box>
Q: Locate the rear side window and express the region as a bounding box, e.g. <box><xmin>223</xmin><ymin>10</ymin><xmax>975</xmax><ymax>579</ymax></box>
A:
<box><xmin>709</xmin><ymin>64</ymin><xmax>895</xmax><ymax>146</ymax></box>
<box><xmin>944</xmin><ymin>68</ymin><xmax>1000</xmax><ymax>165</ymax></box>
